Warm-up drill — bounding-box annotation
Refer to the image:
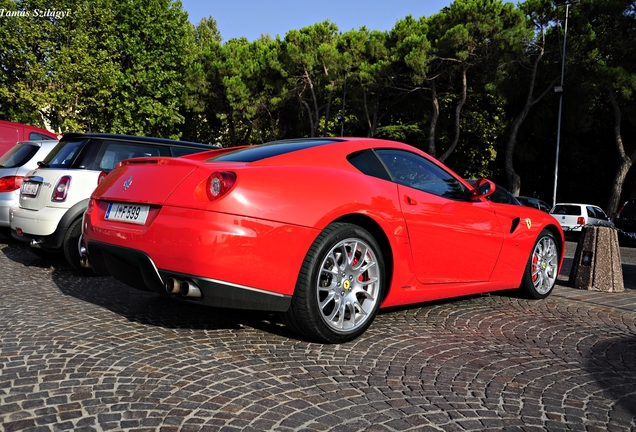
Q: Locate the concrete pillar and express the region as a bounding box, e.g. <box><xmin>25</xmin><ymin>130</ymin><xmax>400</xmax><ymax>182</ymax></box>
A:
<box><xmin>568</xmin><ymin>226</ymin><xmax>624</xmax><ymax>292</ymax></box>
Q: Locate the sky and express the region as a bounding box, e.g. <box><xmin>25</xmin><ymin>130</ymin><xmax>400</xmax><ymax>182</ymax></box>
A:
<box><xmin>179</xmin><ymin>0</ymin><xmax>454</xmax><ymax>42</ymax></box>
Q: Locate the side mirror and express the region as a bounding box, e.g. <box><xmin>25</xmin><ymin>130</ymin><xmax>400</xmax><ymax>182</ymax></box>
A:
<box><xmin>470</xmin><ymin>178</ymin><xmax>496</xmax><ymax>201</ymax></box>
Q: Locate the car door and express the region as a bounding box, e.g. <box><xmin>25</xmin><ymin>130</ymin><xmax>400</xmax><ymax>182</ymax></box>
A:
<box><xmin>374</xmin><ymin>149</ymin><xmax>505</xmax><ymax>284</ymax></box>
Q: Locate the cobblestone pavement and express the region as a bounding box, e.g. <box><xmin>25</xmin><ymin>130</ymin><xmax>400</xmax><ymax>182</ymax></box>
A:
<box><xmin>1</xmin><ymin>235</ymin><xmax>636</xmax><ymax>432</ymax></box>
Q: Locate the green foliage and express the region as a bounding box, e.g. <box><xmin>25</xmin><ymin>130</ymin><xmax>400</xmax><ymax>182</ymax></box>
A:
<box><xmin>0</xmin><ymin>0</ymin><xmax>633</xmax><ymax>208</ymax></box>
<box><xmin>0</xmin><ymin>0</ymin><xmax>193</xmax><ymax>139</ymax></box>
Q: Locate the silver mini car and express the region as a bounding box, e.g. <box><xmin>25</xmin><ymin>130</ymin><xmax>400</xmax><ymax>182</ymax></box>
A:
<box><xmin>0</xmin><ymin>140</ymin><xmax>58</xmax><ymax>238</ymax></box>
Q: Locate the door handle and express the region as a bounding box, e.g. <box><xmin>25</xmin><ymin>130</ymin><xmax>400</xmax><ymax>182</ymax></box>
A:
<box><xmin>404</xmin><ymin>195</ymin><xmax>417</xmax><ymax>205</ymax></box>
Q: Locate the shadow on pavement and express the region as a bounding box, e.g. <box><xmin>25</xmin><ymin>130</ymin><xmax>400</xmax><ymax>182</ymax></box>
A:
<box><xmin>1</xmin><ymin>233</ymin><xmax>297</xmax><ymax>340</ymax></box>
<box><xmin>585</xmin><ymin>336</ymin><xmax>636</xmax><ymax>419</ymax></box>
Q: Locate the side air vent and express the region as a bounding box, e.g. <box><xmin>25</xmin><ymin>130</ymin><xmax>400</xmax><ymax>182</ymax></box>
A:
<box><xmin>510</xmin><ymin>217</ymin><xmax>521</xmax><ymax>233</ymax></box>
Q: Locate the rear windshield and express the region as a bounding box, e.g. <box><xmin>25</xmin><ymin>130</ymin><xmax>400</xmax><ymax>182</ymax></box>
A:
<box><xmin>207</xmin><ymin>139</ymin><xmax>338</xmax><ymax>163</ymax></box>
<box><xmin>0</xmin><ymin>143</ymin><xmax>40</xmax><ymax>168</ymax></box>
<box><xmin>551</xmin><ymin>205</ymin><xmax>582</xmax><ymax>216</ymax></box>
<box><xmin>90</xmin><ymin>140</ymin><xmax>166</xmax><ymax>171</ymax></box>
<box><xmin>43</xmin><ymin>139</ymin><xmax>87</xmax><ymax>168</ymax></box>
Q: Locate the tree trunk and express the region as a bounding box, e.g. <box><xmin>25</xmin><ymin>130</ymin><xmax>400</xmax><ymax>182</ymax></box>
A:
<box><xmin>305</xmin><ymin>67</ymin><xmax>320</xmax><ymax>137</ymax></box>
<box><xmin>504</xmin><ymin>28</ymin><xmax>550</xmax><ymax>196</ymax></box>
<box><xmin>323</xmin><ymin>85</ymin><xmax>333</xmax><ymax>136</ymax></box>
<box><xmin>299</xmin><ymin>99</ymin><xmax>316</xmax><ymax>137</ymax></box>
<box><xmin>607</xmin><ymin>86</ymin><xmax>634</xmax><ymax>217</ymax></box>
<box><xmin>428</xmin><ymin>79</ymin><xmax>439</xmax><ymax>157</ymax></box>
<box><xmin>439</xmin><ymin>67</ymin><xmax>467</xmax><ymax>163</ymax></box>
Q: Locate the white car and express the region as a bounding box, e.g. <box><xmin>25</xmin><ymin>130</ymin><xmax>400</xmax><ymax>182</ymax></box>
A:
<box><xmin>10</xmin><ymin>133</ymin><xmax>214</xmax><ymax>273</ymax></box>
<box><xmin>0</xmin><ymin>140</ymin><xmax>58</xmax><ymax>238</ymax></box>
<box><xmin>549</xmin><ymin>203</ymin><xmax>614</xmax><ymax>235</ymax></box>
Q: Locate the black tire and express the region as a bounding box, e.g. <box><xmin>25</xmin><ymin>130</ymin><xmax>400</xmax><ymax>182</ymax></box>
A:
<box><xmin>282</xmin><ymin>223</ymin><xmax>385</xmax><ymax>343</ymax></box>
<box><xmin>520</xmin><ymin>229</ymin><xmax>559</xmax><ymax>299</ymax></box>
<box><xmin>63</xmin><ymin>217</ymin><xmax>93</xmax><ymax>275</ymax></box>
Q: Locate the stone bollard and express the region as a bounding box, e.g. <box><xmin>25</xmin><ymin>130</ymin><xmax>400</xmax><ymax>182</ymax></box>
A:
<box><xmin>568</xmin><ymin>225</ymin><xmax>624</xmax><ymax>292</ymax></box>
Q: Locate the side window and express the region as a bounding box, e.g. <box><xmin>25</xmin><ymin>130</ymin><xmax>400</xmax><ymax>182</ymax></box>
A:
<box><xmin>347</xmin><ymin>150</ymin><xmax>391</xmax><ymax>181</ymax></box>
<box><xmin>593</xmin><ymin>207</ymin><xmax>608</xmax><ymax>220</ymax></box>
<box><xmin>375</xmin><ymin>149</ymin><xmax>468</xmax><ymax>200</ymax></box>
<box><xmin>587</xmin><ymin>206</ymin><xmax>603</xmax><ymax>219</ymax></box>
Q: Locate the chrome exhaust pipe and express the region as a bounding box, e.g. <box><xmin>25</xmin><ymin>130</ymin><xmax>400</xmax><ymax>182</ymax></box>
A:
<box><xmin>165</xmin><ymin>277</ymin><xmax>181</xmax><ymax>294</ymax></box>
<box><xmin>80</xmin><ymin>254</ymin><xmax>90</xmax><ymax>268</ymax></box>
<box><xmin>165</xmin><ymin>277</ymin><xmax>201</xmax><ymax>298</ymax></box>
<box><xmin>30</xmin><ymin>239</ymin><xmax>42</xmax><ymax>248</ymax></box>
<box><xmin>179</xmin><ymin>280</ymin><xmax>201</xmax><ymax>298</ymax></box>
<box><xmin>79</xmin><ymin>242</ymin><xmax>91</xmax><ymax>268</ymax></box>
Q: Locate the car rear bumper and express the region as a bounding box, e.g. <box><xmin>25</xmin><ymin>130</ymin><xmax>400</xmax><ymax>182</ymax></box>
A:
<box><xmin>10</xmin><ymin>205</ymin><xmax>68</xmax><ymax>237</ymax></box>
<box><xmin>86</xmin><ymin>240</ymin><xmax>292</xmax><ymax>312</ymax></box>
<box><xmin>559</xmin><ymin>224</ymin><xmax>582</xmax><ymax>232</ymax></box>
<box><xmin>0</xmin><ymin>191</ymin><xmax>20</xmax><ymax>227</ymax></box>
<box><xmin>83</xmin><ymin>201</ymin><xmax>320</xmax><ymax>299</ymax></box>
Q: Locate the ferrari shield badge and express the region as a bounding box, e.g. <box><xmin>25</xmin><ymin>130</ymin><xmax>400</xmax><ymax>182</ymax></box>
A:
<box><xmin>526</xmin><ymin>218</ymin><xmax>532</xmax><ymax>230</ymax></box>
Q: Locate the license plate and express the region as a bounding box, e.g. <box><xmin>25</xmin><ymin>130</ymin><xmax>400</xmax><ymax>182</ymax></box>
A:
<box><xmin>105</xmin><ymin>203</ymin><xmax>150</xmax><ymax>225</ymax></box>
<box><xmin>21</xmin><ymin>182</ymin><xmax>39</xmax><ymax>197</ymax></box>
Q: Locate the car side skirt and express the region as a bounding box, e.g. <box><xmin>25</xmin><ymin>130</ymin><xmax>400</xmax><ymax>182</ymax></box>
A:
<box><xmin>87</xmin><ymin>241</ymin><xmax>292</xmax><ymax>312</ymax></box>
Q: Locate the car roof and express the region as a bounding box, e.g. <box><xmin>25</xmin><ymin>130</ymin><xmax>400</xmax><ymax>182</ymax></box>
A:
<box><xmin>554</xmin><ymin>203</ymin><xmax>601</xmax><ymax>207</ymax></box>
<box><xmin>60</xmin><ymin>132</ymin><xmax>214</xmax><ymax>149</ymax></box>
<box><xmin>15</xmin><ymin>140</ymin><xmax>59</xmax><ymax>146</ymax></box>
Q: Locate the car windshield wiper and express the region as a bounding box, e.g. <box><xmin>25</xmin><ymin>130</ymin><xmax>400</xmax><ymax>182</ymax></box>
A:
<box><xmin>37</xmin><ymin>161</ymin><xmax>50</xmax><ymax>168</ymax></box>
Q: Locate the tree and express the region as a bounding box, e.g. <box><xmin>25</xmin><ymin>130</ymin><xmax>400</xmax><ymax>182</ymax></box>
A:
<box><xmin>502</xmin><ymin>0</ymin><xmax>561</xmax><ymax>195</ymax></box>
<box><xmin>0</xmin><ymin>0</ymin><xmax>194</xmax><ymax>138</ymax></box>
<box><xmin>338</xmin><ymin>28</ymin><xmax>400</xmax><ymax>137</ymax></box>
<box><xmin>576</xmin><ymin>0</ymin><xmax>636</xmax><ymax>215</ymax></box>
<box><xmin>427</xmin><ymin>0</ymin><xmax>527</xmax><ymax>163</ymax></box>
<box><xmin>281</xmin><ymin>21</ymin><xmax>341</xmax><ymax>137</ymax></box>
<box><xmin>103</xmin><ymin>0</ymin><xmax>193</xmax><ymax>138</ymax></box>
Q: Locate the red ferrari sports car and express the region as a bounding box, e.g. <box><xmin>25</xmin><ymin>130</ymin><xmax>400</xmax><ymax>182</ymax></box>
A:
<box><xmin>81</xmin><ymin>138</ymin><xmax>564</xmax><ymax>343</ymax></box>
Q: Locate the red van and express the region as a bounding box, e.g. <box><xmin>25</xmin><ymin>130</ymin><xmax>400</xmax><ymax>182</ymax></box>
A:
<box><xmin>0</xmin><ymin>120</ymin><xmax>58</xmax><ymax>156</ymax></box>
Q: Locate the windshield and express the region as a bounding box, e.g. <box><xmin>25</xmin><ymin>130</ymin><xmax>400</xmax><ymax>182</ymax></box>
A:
<box><xmin>0</xmin><ymin>143</ymin><xmax>40</xmax><ymax>168</ymax></box>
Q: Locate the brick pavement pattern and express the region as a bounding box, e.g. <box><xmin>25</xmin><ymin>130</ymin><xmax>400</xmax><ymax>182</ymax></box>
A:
<box><xmin>1</xmin><ymin>237</ymin><xmax>636</xmax><ymax>431</ymax></box>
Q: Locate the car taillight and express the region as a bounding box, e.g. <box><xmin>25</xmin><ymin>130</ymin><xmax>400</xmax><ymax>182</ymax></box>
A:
<box><xmin>52</xmin><ymin>176</ymin><xmax>71</xmax><ymax>201</ymax></box>
<box><xmin>577</xmin><ymin>216</ymin><xmax>585</xmax><ymax>225</ymax></box>
<box><xmin>97</xmin><ymin>171</ymin><xmax>108</xmax><ymax>185</ymax></box>
<box><xmin>206</xmin><ymin>171</ymin><xmax>236</xmax><ymax>202</ymax></box>
<box><xmin>0</xmin><ymin>176</ymin><xmax>24</xmax><ymax>192</ymax></box>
